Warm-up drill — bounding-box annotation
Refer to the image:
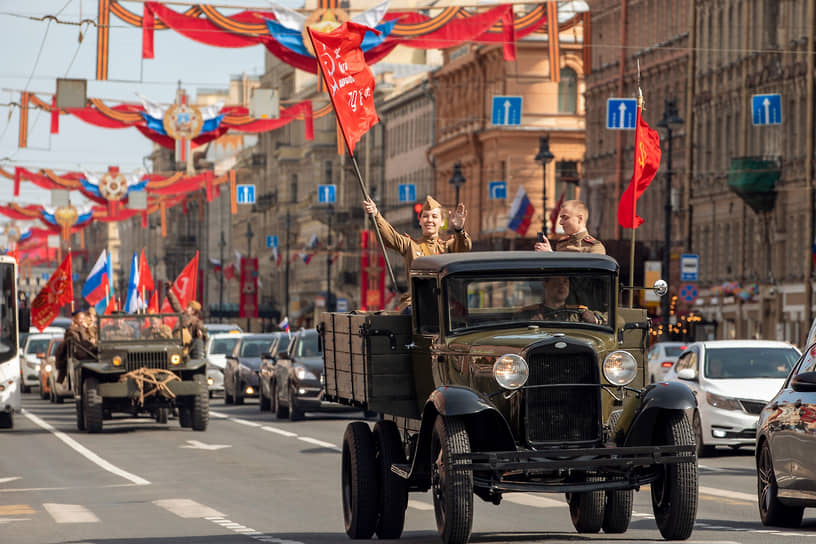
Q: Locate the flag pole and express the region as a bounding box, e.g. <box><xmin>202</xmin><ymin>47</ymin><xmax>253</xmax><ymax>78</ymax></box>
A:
<box><xmin>628</xmin><ymin>63</ymin><xmax>642</xmax><ymax>308</ymax></box>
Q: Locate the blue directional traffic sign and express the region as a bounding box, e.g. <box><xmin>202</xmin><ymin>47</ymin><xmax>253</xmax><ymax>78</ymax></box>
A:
<box><xmin>266</xmin><ymin>235</ymin><xmax>278</xmax><ymax>249</ymax></box>
<box><xmin>752</xmin><ymin>94</ymin><xmax>782</xmax><ymax>125</ymax></box>
<box><xmin>236</xmin><ymin>184</ymin><xmax>256</xmax><ymax>204</ymax></box>
<box><xmin>491</xmin><ymin>96</ymin><xmax>522</xmax><ymax>126</ymax></box>
<box><xmin>606</xmin><ymin>98</ymin><xmax>637</xmax><ymax>130</ymax></box>
<box><xmin>488</xmin><ymin>181</ymin><xmax>507</xmax><ymax>200</ymax></box>
<box><xmin>398</xmin><ymin>184</ymin><xmax>416</xmax><ymax>202</ymax></box>
<box><xmin>318</xmin><ymin>184</ymin><xmax>336</xmax><ymax>204</ymax></box>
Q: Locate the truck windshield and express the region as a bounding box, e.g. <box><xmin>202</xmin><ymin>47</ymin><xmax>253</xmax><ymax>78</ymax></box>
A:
<box><xmin>446</xmin><ymin>273</ymin><xmax>613</xmax><ymax>333</ymax></box>
<box><xmin>99</xmin><ymin>315</ymin><xmax>179</xmax><ymax>342</ymax></box>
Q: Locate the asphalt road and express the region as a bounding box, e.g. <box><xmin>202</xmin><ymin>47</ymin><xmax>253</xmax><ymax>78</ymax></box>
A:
<box><xmin>3</xmin><ymin>393</ymin><xmax>816</xmax><ymax>544</ymax></box>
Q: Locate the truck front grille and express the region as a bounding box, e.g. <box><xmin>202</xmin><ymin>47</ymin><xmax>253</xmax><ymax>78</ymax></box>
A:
<box><xmin>126</xmin><ymin>352</ymin><xmax>168</xmax><ymax>371</ymax></box>
<box><xmin>525</xmin><ymin>349</ymin><xmax>601</xmax><ymax>446</ymax></box>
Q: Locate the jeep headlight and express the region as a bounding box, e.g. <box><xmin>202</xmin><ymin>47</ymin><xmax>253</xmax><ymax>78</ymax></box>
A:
<box><xmin>45</xmin><ymin>364</ymin><xmax>52</xmax><ymax>373</ymax></box>
<box><xmin>170</xmin><ymin>354</ymin><xmax>181</xmax><ymax>365</ymax></box>
<box><xmin>112</xmin><ymin>356</ymin><xmax>123</xmax><ymax>367</ymax></box>
<box><xmin>603</xmin><ymin>351</ymin><xmax>638</xmax><ymax>386</ymax></box>
<box><xmin>493</xmin><ymin>354</ymin><xmax>529</xmax><ymax>390</ymax></box>
<box><xmin>294</xmin><ymin>366</ymin><xmax>317</xmax><ymax>381</ymax></box>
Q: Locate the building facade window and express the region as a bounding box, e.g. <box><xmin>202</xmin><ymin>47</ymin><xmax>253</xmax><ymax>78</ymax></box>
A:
<box><xmin>555</xmin><ymin>161</ymin><xmax>580</xmax><ymax>201</ymax></box>
<box><xmin>290</xmin><ymin>173</ymin><xmax>298</xmax><ymax>203</ymax></box>
<box><xmin>558</xmin><ymin>68</ymin><xmax>578</xmax><ymax>113</ymax></box>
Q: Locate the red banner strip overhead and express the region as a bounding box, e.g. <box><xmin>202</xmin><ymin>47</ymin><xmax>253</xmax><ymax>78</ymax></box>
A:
<box><xmin>18</xmin><ymin>92</ymin><xmax>29</xmax><ymax>148</ymax></box>
<box><xmin>547</xmin><ymin>2</ymin><xmax>560</xmax><ymax>82</ymax></box>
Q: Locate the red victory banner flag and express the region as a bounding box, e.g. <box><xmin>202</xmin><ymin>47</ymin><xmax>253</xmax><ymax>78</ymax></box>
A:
<box><xmin>31</xmin><ymin>253</ymin><xmax>73</xmax><ymax>331</ymax></box>
<box><xmin>161</xmin><ymin>251</ymin><xmax>199</xmax><ymax>314</ymax></box>
<box><xmin>308</xmin><ymin>22</ymin><xmax>379</xmax><ymax>155</ymax></box>
<box><xmin>617</xmin><ymin>108</ymin><xmax>662</xmax><ymax>229</ymax></box>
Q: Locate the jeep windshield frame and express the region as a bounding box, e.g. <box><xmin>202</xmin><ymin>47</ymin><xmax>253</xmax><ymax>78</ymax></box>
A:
<box><xmin>443</xmin><ymin>270</ymin><xmax>616</xmax><ymax>336</ymax></box>
<box><xmin>97</xmin><ymin>313</ymin><xmax>184</xmax><ymax>343</ymax></box>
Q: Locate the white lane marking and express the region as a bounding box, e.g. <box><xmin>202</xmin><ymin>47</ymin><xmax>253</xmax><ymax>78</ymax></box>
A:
<box><xmin>261</xmin><ymin>426</ymin><xmax>297</xmax><ymax>438</ymax></box>
<box><xmin>0</xmin><ymin>518</ymin><xmax>32</xmax><ymax>524</ymax></box>
<box><xmin>699</xmin><ymin>485</ymin><xmax>756</xmax><ymax>502</ymax></box>
<box><xmin>698</xmin><ymin>463</ymin><xmax>725</xmax><ymax>472</ymax></box>
<box><xmin>22</xmin><ymin>410</ymin><xmax>150</xmax><ymax>486</ymax></box>
<box><xmin>43</xmin><ymin>503</ymin><xmax>100</xmax><ymax>523</ymax></box>
<box><xmin>208</xmin><ymin>410</ymin><xmax>229</xmax><ymax>419</ymax></box>
<box><xmin>233</xmin><ymin>418</ymin><xmax>262</xmax><ymax>428</ymax></box>
<box><xmin>407</xmin><ymin>499</ymin><xmax>434</xmax><ymax>511</ymax></box>
<box><xmin>502</xmin><ymin>493</ymin><xmax>565</xmax><ymax>508</ymax></box>
<box><xmin>297</xmin><ymin>436</ymin><xmax>340</xmax><ymax>450</ymax></box>
<box><xmin>154</xmin><ymin>499</ymin><xmax>224</xmax><ymax>519</ymax></box>
<box><xmin>180</xmin><ymin>440</ymin><xmax>232</xmax><ymax>451</ymax></box>
<box><xmin>0</xmin><ymin>477</ymin><xmax>21</xmax><ymax>484</ymax></box>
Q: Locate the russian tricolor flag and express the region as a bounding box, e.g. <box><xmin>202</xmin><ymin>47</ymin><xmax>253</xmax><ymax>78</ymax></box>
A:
<box><xmin>507</xmin><ymin>185</ymin><xmax>535</xmax><ymax>236</ymax></box>
<box><xmin>82</xmin><ymin>249</ymin><xmax>113</xmax><ymax>314</ymax></box>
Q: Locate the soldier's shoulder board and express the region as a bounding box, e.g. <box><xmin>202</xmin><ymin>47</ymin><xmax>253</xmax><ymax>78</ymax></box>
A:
<box><xmin>583</xmin><ymin>236</ymin><xmax>600</xmax><ymax>245</ymax></box>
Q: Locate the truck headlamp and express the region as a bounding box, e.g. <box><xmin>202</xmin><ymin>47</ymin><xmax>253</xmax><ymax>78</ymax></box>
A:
<box><xmin>170</xmin><ymin>354</ymin><xmax>181</xmax><ymax>365</ymax></box>
<box><xmin>493</xmin><ymin>354</ymin><xmax>529</xmax><ymax>390</ymax></box>
<box><xmin>603</xmin><ymin>351</ymin><xmax>638</xmax><ymax>386</ymax></box>
<box><xmin>112</xmin><ymin>356</ymin><xmax>123</xmax><ymax>367</ymax></box>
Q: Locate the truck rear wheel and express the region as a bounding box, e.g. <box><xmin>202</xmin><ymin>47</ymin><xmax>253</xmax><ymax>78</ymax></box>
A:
<box><xmin>191</xmin><ymin>374</ymin><xmax>209</xmax><ymax>431</ymax></box>
<box><xmin>83</xmin><ymin>376</ymin><xmax>103</xmax><ymax>433</ymax></box>
<box><xmin>155</xmin><ymin>407</ymin><xmax>169</xmax><ymax>424</ymax></box>
<box><xmin>567</xmin><ymin>476</ymin><xmax>604</xmax><ymax>533</ymax></box>
<box><xmin>431</xmin><ymin>415</ymin><xmax>473</xmax><ymax>544</ymax></box>
<box><xmin>373</xmin><ymin>420</ymin><xmax>408</xmax><ymax>539</ymax></box>
<box><xmin>602</xmin><ymin>489</ymin><xmax>633</xmax><ymax>533</ymax></box>
<box><xmin>342</xmin><ymin>421</ymin><xmax>378</xmax><ymax>539</ymax></box>
<box><xmin>651</xmin><ymin>412</ymin><xmax>697</xmax><ymax>540</ymax></box>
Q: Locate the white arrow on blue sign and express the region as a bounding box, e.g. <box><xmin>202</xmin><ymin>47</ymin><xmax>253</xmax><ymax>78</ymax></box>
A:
<box><xmin>606</xmin><ymin>98</ymin><xmax>637</xmax><ymax>130</ymax></box>
<box><xmin>236</xmin><ymin>184</ymin><xmax>256</xmax><ymax>204</ymax></box>
<box><xmin>491</xmin><ymin>96</ymin><xmax>522</xmax><ymax>126</ymax></box>
<box><xmin>318</xmin><ymin>184</ymin><xmax>336</xmax><ymax>204</ymax></box>
<box><xmin>751</xmin><ymin>94</ymin><xmax>782</xmax><ymax>125</ymax></box>
<box><xmin>266</xmin><ymin>235</ymin><xmax>278</xmax><ymax>248</ymax></box>
<box><xmin>488</xmin><ymin>181</ymin><xmax>507</xmax><ymax>200</ymax></box>
<box><xmin>398</xmin><ymin>184</ymin><xmax>416</xmax><ymax>202</ymax></box>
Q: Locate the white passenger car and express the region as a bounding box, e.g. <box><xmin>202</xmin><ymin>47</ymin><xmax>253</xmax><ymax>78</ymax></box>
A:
<box><xmin>646</xmin><ymin>341</ymin><xmax>687</xmax><ymax>383</ymax></box>
<box><xmin>20</xmin><ymin>331</ymin><xmax>61</xmax><ymax>393</ymax></box>
<box><xmin>204</xmin><ymin>332</ymin><xmax>242</xmax><ymax>397</ymax></box>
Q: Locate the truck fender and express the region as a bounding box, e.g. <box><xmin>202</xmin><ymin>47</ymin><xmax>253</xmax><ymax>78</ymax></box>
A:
<box><xmin>623</xmin><ymin>381</ymin><xmax>697</xmax><ymax>447</ymax></box>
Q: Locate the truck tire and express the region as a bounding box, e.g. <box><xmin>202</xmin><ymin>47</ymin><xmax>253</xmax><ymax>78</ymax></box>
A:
<box><xmin>758</xmin><ymin>440</ymin><xmax>803</xmax><ymax>527</ymax></box>
<box><xmin>274</xmin><ymin>382</ymin><xmax>289</xmax><ymax>419</ymax></box>
<box><xmin>651</xmin><ymin>412</ymin><xmax>697</xmax><ymax>540</ymax></box>
<box><xmin>155</xmin><ymin>407</ymin><xmax>169</xmax><ymax>424</ymax></box>
<box><xmin>0</xmin><ymin>411</ymin><xmax>12</xmax><ymax>429</ymax></box>
<box><xmin>567</xmin><ymin>476</ymin><xmax>604</xmax><ymax>533</ymax></box>
<box><xmin>179</xmin><ymin>407</ymin><xmax>193</xmax><ymax>428</ymax></box>
<box><xmin>342</xmin><ymin>421</ymin><xmax>378</xmax><ymax>539</ymax></box>
<box><xmin>191</xmin><ymin>374</ymin><xmax>209</xmax><ymax>431</ymax></box>
<box><xmin>431</xmin><ymin>415</ymin><xmax>473</xmax><ymax>544</ymax></box>
<box><xmin>83</xmin><ymin>376</ymin><xmax>104</xmax><ymax>433</ymax></box>
<box><xmin>75</xmin><ymin>399</ymin><xmax>85</xmax><ymax>431</ymax></box>
<box><xmin>602</xmin><ymin>489</ymin><xmax>633</xmax><ymax>533</ymax></box>
<box><xmin>373</xmin><ymin>420</ymin><xmax>408</xmax><ymax>539</ymax></box>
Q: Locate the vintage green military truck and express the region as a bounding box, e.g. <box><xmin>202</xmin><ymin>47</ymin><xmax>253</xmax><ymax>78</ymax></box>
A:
<box><xmin>320</xmin><ymin>251</ymin><xmax>697</xmax><ymax>544</ymax></box>
<box><xmin>68</xmin><ymin>313</ymin><xmax>209</xmax><ymax>433</ymax></box>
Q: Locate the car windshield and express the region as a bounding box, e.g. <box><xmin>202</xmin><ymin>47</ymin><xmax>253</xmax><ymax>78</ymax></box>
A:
<box><xmin>210</xmin><ymin>337</ymin><xmax>239</xmax><ymax>355</ymax></box>
<box><xmin>295</xmin><ymin>332</ymin><xmax>320</xmax><ymax>357</ymax></box>
<box><xmin>445</xmin><ymin>273</ymin><xmax>613</xmax><ymax>333</ymax></box>
<box><xmin>704</xmin><ymin>347</ymin><xmax>800</xmax><ymax>379</ymax></box>
<box><xmin>99</xmin><ymin>315</ymin><xmax>179</xmax><ymax>342</ymax></box>
<box><xmin>277</xmin><ymin>335</ymin><xmax>291</xmax><ymax>352</ymax></box>
<box><xmin>26</xmin><ymin>338</ymin><xmax>52</xmax><ymax>354</ymax></box>
<box><xmin>240</xmin><ymin>339</ymin><xmax>274</xmax><ymax>357</ymax></box>
<box><xmin>48</xmin><ymin>340</ymin><xmax>61</xmax><ymax>356</ymax></box>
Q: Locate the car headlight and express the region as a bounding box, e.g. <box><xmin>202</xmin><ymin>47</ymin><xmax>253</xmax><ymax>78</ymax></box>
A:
<box><xmin>112</xmin><ymin>356</ymin><xmax>122</xmax><ymax>367</ymax></box>
<box><xmin>170</xmin><ymin>354</ymin><xmax>181</xmax><ymax>365</ymax></box>
<box><xmin>294</xmin><ymin>366</ymin><xmax>317</xmax><ymax>381</ymax></box>
<box><xmin>493</xmin><ymin>354</ymin><xmax>529</xmax><ymax>390</ymax></box>
<box><xmin>45</xmin><ymin>364</ymin><xmax>52</xmax><ymax>373</ymax></box>
<box><xmin>603</xmin><ymin>351</ymin><xmax>638</xmax><ymax>386</ymax></box>
<box><xmin>706</xmin><ymin>391</ymin><xmax>741</xmax><ymax>411</ymax></box>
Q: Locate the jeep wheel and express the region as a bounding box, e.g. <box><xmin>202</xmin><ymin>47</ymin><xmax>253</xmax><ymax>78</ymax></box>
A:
<box><xmin>191</xmin><ymin>374</ymin><xmax>209</xmax><ymax>431</ymax></box>
<box><xmin>602</xmin><ymin>489</ymin><xmax>633</xmax><ymax>533</ymax></box>
<box><xmin>179</xmin><ymin>407</ymin><xmax>193</xmax><ymax>428</ymax></box>
<box><xmin>289</xmin><ymin>387</ymin><xmax>303</xmax><ymax>421</ymax></box>
<box><xmin>274</xmin><ymin>382</ymin><xmax>288</xmax><ymax>419</ymax></box>
<box><xmin>155</xmin><ymin>407</ymin><xmax>169</xmax><ymax>424</ymax></box>
<box><xmin>259</xmin><ymin>382</ymin><xmax>271</xmax><ymax>411</ymax></box>
<box><xmin>75</xmin><ymin>399</ymin><xmax>85</xmax><ymax>431</ymax></box>
<box><xmin>82</xmin><ymin>376</ymin><xmax>104</xmax><ymax>433</ymax></box>
<box><xmin>342</xmin><ymin>421</ymin><xmax>378</xmax><ymax>539</ymax></box>
<box><xmin>0</xmin><ymin>411</ymin><xmax>12</xmax><ymax>429</ymax></box>
<box><xmin>373</xmin><ymin>420</ymin><xmax>408</xmax><ymax>539</ymax></box>
<box><xmin>431</xmin><ymin>415</ymin><xmax>473</xmax><ymax>544</ymax></box>
<box><xmin>651</xmin><ymin>412</ymin><xmax>697</xmax><ymax>540</ymax></box>
<box><xmin>693</xmin><ymin>411</ymin><xmax>715</xmax><ymax>458</ymax></box>
<box><xmin>567</xmin><ymin>476</ymin><xmax>604</xmax><ymax>533</ymax></box>
<box><xmin>758</xmin><ymin>440</ymin><xmax>803</xmax><ymax>527</ymax></box>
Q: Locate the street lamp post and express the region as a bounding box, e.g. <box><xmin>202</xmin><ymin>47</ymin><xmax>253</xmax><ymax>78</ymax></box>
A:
<box><xmin>218</xmin><ymin>231</ymin><xmax>226</xmax><ymax>323</ymax></box>
<box><xmin>245</xmin><ymin>222</ymin><xmax>254</xmax><ymax>332</ymax></box>
<box><xmin>535</xmin><ymin>136</ymin><xmax>555</xmax><ymax>234</ymax></box>
<box><xmin>657</xmin><ymin>98</ymin><xmax>684</xmax><ymax>339</ymax></box>
<box><xmin>449</xmin><ymin>162</ymin><xmax>466</xmax><ymax>206</ymax></box>
<box><xmin>284</xmin><ymin>208</ymin><xmax>290</xmax><ymax>320</ymax></box>
<box><xmin>326</xmin><ymin>204</ymin><xmax>334</xmax><ymax>313</ymax></box>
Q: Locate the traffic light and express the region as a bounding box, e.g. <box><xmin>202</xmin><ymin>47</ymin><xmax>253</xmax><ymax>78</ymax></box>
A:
<box><xmin>413</xmin><ymin>202</ymin><xmax>422</xmax><ymax>229</ymax></box>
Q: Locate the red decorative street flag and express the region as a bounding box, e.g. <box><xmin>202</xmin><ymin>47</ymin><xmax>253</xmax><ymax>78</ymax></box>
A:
<box><xmin>138</xmin><ymin>248</ymin><xmax>155</xmax><ymax>294</ymax></box>
<box><xmin>161</xmin><ymin>251</ymin><xmax>199</xmax><ymax>313</ymax></box>
<box><xmin>308</xmin><ymin>22</ymin><xmax>379</xmax><ymax>155</ymax></box>
<box><xmin>239</xmin><ymin>257</ymin><xmax>259</xmax><ymax>319</ymax></box>
<box><xmin>31</xmin><ymin>253</ymin><xmax>73</xmax><ymax>331</ymax></box>
<box><xmin>618</xmin><ymin>108</ymin><xmax>662</xmax><ymax>229</ymax></box>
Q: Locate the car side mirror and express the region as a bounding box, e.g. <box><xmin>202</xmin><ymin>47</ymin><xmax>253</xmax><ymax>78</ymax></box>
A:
<box><xmin>792</xmin><ymin>371</ymin><xmax>816</xmax><ymax>392</ymax></box>
<box><xmin>677</xmin><ymin>368</ymin><xmax>697</xmax><ymax>381</ymax></box>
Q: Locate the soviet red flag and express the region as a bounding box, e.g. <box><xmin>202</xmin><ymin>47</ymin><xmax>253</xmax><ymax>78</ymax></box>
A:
<box><xmin>160</xmin><ymin>251</ymin><xmax>199</xmax><ymax>314</ymax></box>
<box><xmin>308</xmin><ymin>22</ymin><xmax>379</xmax><ymax>155</ymax></box>
<box><xmin>617</xmin><ymin>109</ymin><xmax>662</xmax><ymax>229</ymax></box>
<box><xmin>138</xmin><ymin>248</ymin><xmax>155</xmax><ymax>295</ymax></box>
<box><xmin>31</xmin><ymin>253</ymin><xmax>73</xmax><ymax>331</ymax></box>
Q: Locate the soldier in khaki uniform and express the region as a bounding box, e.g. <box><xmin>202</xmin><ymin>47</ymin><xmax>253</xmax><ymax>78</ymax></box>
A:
<box><xmin>363</xmin><ymin>195</ymin><xmax>471</xmax><ymax>310</ymax></box>
<box><xmin>534</xmin><ymin>199</ymin><xmax>606</xmax><ymax>254</ymax></box>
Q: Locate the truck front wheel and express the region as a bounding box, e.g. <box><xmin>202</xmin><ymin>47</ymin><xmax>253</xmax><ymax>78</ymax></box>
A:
<box><xmin>342</xmin><ymin>421</ymin><xmax>378</xmax><ymax>539</ymax></box>
<box><xmin>431</xmin><ymin>415</ymin><xmax>473</xmax><ymax>544</ymax></box>
<box><xmin>602</xmin><ymin>489</ymin><xmax>633</xmax><ymax>533</ymax></box>
<box><xmin>191</xmin><ymin>374</ymin><xmax>209</xmax><ymax>431</ymax></box>
<box><xmin>651</xmin><ymin>412</ymin><xmax>697</xmax><ymax>540</ymax></box>
<box><xmin>83</xmin><ymin>376</ymin><xmax>103</xmax><ymax>433</ymax></box>
<box><xmin>567</xmin><ymin>476</ymin><xmax>604</xmax><ymax>533</ymax></box>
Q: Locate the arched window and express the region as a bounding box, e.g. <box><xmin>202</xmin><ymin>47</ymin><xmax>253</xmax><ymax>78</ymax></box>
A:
<box><xmin>558</xmin><ymin>68</ymin><xmax>578</xmax><ymax>113</ymax></box>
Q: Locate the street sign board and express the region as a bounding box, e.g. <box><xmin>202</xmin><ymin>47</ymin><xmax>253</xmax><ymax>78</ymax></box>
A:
<box><xmin>680</xmin><ymin>254</ymin><xmax>699</xmax><ymax>282</ymax></box>
<box><xmin>266</xmin><ymin>235</ymin><xmax>278</xmax><ymax>248</ymax></box>
<box><xmin>398</xmin><ymin>184</ymin><xmax>416</xmax><ymax>202</ymax></box>
<box><xmin>679</xmin><ymin>283</ymin><xmax>698</xmax><ymax>304</ymax></box>
<box><xmin>488</xmin><ymin>181</ymin><xmax>507</xmax><ymax>200</ymax></box>
<box><xmin>336</xmin><ymin>297</ymin><xmax>349</xmax><ymax>312</ymax></box>
<box><xmin>236</xmin><ymin>184</ymin><xmax>256</xmax><ymax>204</ymax></box>
<box><xmin>318</xmin><ymin>184</ymin><xmax>336</xmax><ymax>204</ymax></box>
<box><xmin>752</xmin><ymin>94</ymin><xmax>782</xmax><ymax>125</ymax></box>
<box><xmin>643</xmin><ymin>260</ymin><xmax>662</xmax><ymax>304</ymax></box>
<box><xmin>491</xmin><ymin>96</ymin><xmax>522</xmax><ymax>126</ymax></box>
<box><xmin>606</xmin><ymin>98</ymin><xmax>637</xmax><ymax>130</ymax></box>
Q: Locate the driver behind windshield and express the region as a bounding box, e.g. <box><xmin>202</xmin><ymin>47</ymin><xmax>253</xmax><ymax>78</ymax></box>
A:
<box><xmin>525</xmin><ymin>276</ymin><xmax>603</xmax><ymax>324</ymax></box>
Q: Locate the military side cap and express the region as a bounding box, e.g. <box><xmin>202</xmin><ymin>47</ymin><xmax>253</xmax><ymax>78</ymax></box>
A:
<box><xmin>188</xmin><ymin>301</ymin><xmax>202</xmax><ymax>312</ymax></box>
<box><xmin>422</xmin><ymin>195</ymin><xmax>442</xmax><ymax>212</ymax></box>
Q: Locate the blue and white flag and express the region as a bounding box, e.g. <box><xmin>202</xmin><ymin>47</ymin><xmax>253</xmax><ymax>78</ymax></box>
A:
<box><xmin>124</xmin><ymin>252</ymin><xmax>143</xmax><ymax>313</ymax></box>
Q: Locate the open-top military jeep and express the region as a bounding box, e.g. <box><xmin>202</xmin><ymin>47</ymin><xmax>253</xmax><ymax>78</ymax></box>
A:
<box><xmin>320</xmin><ymin>251</ymin><xmax>697</xmax><ymax>544</ymax></box>
<box><xmin>68</xmin><ymin>313</ymin><xmax>208</xmax><ymax>433</ymax></box>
